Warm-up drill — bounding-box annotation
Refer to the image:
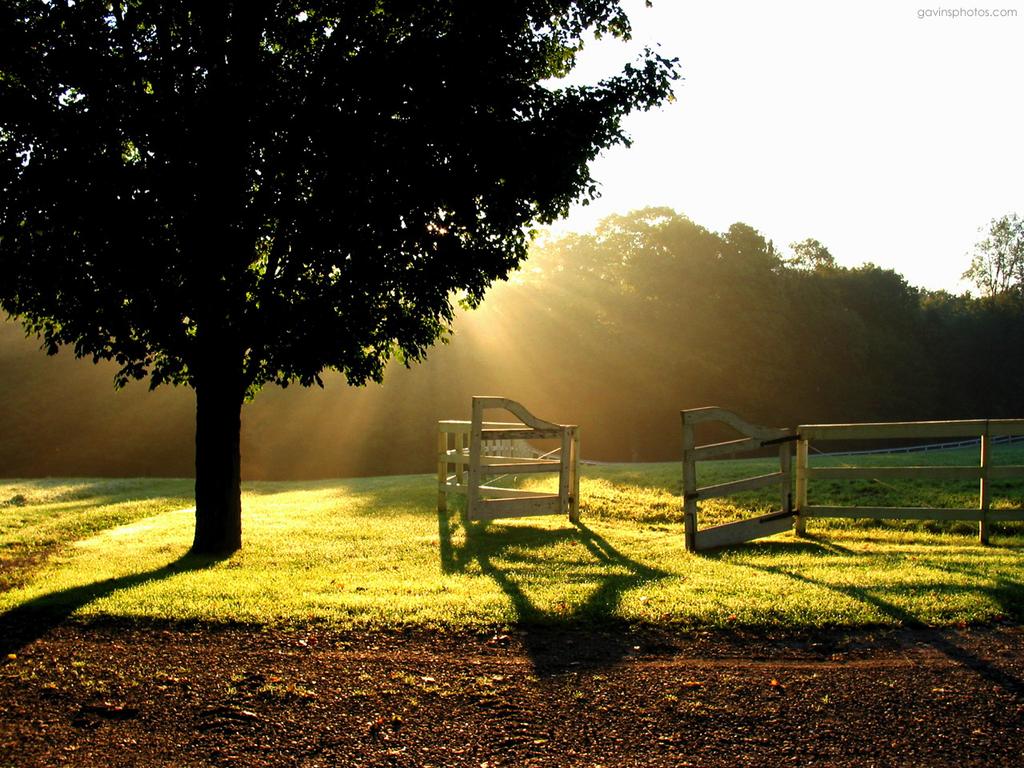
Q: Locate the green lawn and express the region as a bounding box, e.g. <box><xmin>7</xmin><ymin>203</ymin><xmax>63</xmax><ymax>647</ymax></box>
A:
<box><xmin>2</xmin><ymin>445</ymin><xmax>1023</xmax><ymax>630</ymax></box>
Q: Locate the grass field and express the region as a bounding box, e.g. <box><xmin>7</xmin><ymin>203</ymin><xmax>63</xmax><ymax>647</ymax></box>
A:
<box><xmin>1</xmin><ymin>443</ymin><xmax>1023</xmax><ymax>630</ymax></box>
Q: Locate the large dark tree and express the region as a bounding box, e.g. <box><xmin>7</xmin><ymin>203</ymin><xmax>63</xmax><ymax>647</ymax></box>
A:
<box><xmin>0</xmin><ymin>2</ymin><xmax>677</xmax><ymax>552</ymax></box>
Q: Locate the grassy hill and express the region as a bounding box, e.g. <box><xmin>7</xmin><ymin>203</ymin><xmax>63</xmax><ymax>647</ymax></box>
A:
<box><xmin>2</xmin><ymin>446</ymin><xmax>1023</xmax><ymax>630</ymax></box>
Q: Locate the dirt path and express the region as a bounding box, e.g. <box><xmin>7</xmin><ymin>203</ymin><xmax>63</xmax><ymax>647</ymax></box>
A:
<box><xmin>2</xmin><ymin>621</ymin><xmax>1023</xmax><ymax>767</ymax></box>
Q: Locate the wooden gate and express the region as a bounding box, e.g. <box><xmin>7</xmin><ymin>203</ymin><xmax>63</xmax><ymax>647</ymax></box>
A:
<box><xmin>681</xmin><ymin>407</ymin><xmax>795</xmax><ymax>552</ymax></box>
<box><xmin>438</xmin><ymin>397</ymin><xmax>580</xmax><ymax>522</ymax></box>
<box><xmin>683</xmin><ymin>409</ymin><xmax>1024</xmax><ymax>551</ymax></box>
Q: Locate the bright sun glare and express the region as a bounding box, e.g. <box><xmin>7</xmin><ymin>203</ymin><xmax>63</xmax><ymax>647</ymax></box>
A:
<box><xmin>552</xmin><ymin>0</ymin><xmax>1024</xmax><ymax>293</ymax></box>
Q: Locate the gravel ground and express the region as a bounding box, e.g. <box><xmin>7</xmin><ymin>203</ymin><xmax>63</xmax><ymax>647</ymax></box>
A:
<box><xmin>2</xmin><ymin>620</ymin><xmax>1023</xmax><ymax>767</ymax></box>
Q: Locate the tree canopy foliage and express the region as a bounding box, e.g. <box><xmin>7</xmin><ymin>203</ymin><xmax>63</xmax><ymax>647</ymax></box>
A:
<box><xmin>963</xmin><ymin>214</ymin><xmax>1024</xmax><ymax>297</ymax></box>
<box><xmin>0</xmin><ymin>1</ymin><xmax>678</xmax><ymax>551</ymax></box>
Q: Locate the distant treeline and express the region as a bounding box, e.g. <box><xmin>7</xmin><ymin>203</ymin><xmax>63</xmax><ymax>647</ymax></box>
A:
<box><xmin>492</xmin><ymin>208</ymin><xmax>1024</xmax><ymax>457</ymax></box>
<box><xmin>2</xmin><ymin>207</ymin><xmax>1022</xmax><ymax>479</ymax></box>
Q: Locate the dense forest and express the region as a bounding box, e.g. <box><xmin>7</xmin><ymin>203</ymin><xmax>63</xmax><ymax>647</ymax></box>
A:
<box><xmin>2</xmin><ymin>208</ymin><xmax>1022</xmax><ymax>478</ymax></box>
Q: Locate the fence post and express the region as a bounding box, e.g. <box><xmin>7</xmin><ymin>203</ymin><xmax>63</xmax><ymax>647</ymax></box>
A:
<box><xmin>569</xmin><ymin>428</ymin><xmax>581</xmax><ymax>523</ymax></box>
<box><xmin>457</xmin><ymin>431</ymin><xmax>468</xmax><ymax>487</ymax></box>
<box><xmin>780</xmin><ymin>442</ymin><xmax>792</xmax><ymax>518</ymax></box>
<box><xmin>794</xmin><ymin>437</ymin><xmax>808</xmax><ymax>536</ymax></box>
<box><xmin>437</xmin><ymin>427</ymin><xmax>448</xmax><ymax>514</ymax></box>
<box><xmin>682</xmin><ymin>412</ymin><xmax>697</xmax><ymax>552</ymax></box>
<box><xmin>468</xmin><ymin>398</ymin><xmax>484</xmax><ymax>521</ymax></box>
<box><xmin>559</xmin><ymin>427</ymin><xmax>572</xmax><ymax>520</ymax></box>
<box><xmin>980</xmin><ymin>426</ymin><xmax>991</xmax><ymax>546</ymax></box>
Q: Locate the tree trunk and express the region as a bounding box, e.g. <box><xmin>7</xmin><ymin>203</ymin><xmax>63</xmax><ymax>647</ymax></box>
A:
<box><xmin>191</xmin><ymin>363</ymin><xmax>244</xmax><ymax>555</ymax></box>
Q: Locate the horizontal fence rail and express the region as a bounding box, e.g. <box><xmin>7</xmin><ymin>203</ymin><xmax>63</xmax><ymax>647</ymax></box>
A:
<box><xmin>800</xmin><ymin>419</ymin><xmax>1024</xmax><ymax>441</ymax></box>
<box><xmin>811</xmin><ymin>433</ymin><xmax>1023</xmax><ymax>458</ymax></box>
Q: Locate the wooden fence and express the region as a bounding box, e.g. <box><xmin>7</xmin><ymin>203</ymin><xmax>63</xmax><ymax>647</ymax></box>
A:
<box><xmin>438</xmin><ymin>397</ymin><xmax>580</xmax><ymax>522</ymax></box>
<box><xmin>682</xmin><ymin>408</ymin><xmax>1024</xmax><ymax>551</ymax></box>
<box><xmin>797</xmin><ymin>419</ymin><xmax>1024</xmax><ymax>545</ymax></box>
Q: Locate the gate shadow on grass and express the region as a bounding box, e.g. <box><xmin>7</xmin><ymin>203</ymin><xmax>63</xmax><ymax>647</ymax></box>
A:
<box><xmin>438</xmin><ymin>507</ymin><xmax>667</xmax><ymax>673</ymax></box>
<box><xmin>717</xmin><ymin>545</ymin><xmax>1024</xmax><ymax>698</ymax></box>
<box><xmin>0</xmin><ymin>552</ymin><xmax>225</xmax><ymax>657</ymax></box>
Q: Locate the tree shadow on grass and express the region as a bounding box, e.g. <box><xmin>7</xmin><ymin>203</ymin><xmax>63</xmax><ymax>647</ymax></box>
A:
<box><xmin>0</xmin><ymin>552</ymin><xmax>225</xmax><ymax>657</ymax></box>
<box><xmin>731</xmin><ymin>553</ymin><xmax>1024</xmax><ymax>698</ymax></box>
<box><xmin>717</xmin><ymin>533</ymin><xmax>1024</xmax><ymax>631</ymax></box>
<box><xmin>699</xmin><ymin>534</ymin><xmax>857</xmax><ymax>558</ymax></box>
<box><xmin>438</xmin><ymin>506</ymin><xmax>667</xmax><ymax>674</ymax></box>
<box><xmin>925</xmin><ymin>559</ymin><xmax>1024</xmax><ymax>628</ymax></box>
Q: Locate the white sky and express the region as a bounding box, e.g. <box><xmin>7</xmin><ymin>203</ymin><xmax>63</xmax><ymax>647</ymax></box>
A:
<box><xmin>551</xmin><ymin>0</ymin><xmax>1024</xmax><ymax>292</ymax></box>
